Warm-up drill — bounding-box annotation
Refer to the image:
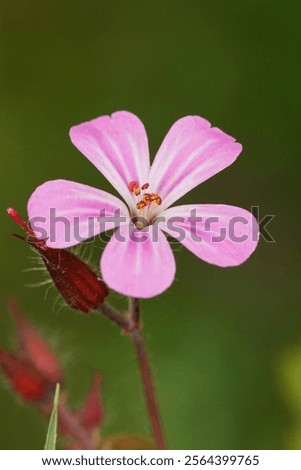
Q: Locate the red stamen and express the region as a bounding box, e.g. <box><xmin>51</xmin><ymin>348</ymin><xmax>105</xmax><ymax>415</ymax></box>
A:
<box><xmin>128</xmin><ymin>181</ymin><xmax>139</xmax><ymax>192</ymax></box>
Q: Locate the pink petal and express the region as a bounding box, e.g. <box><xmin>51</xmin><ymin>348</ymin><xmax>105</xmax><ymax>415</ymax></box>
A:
<box><xmin>69</xmin><ymin>111</ymin><xmax>150</xmax><ymax>206</ymax></box>
<box><xmin>148</xmin><ymin>116</ymin><xmax>242</xmax><ymax>209</ymax></box>
<box><xmin>27</xmin><ymin>179</ymin><xmax>128</xmax><ymax>248</ymax></box>
<box><xmin>161</xmin><ymin>204</ymin><xmax>259</xmax><ymax>267</ymax></box>
<box><xmin>100</xmin><ymin>222</ymin><xmax>176</xmax><ymax>298</ymax></box>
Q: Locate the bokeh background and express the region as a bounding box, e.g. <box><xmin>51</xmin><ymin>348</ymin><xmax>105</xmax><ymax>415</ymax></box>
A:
<box><xmin>0</xmin><ymin>0</ymin><xmax>300</xmax><ymax>450</ymax></box>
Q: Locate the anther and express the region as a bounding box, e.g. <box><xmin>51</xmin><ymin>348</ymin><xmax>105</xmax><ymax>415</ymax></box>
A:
<box><xmin>141</xmin><ymin>183</ymin><xmax>149</xmax><ymax>190</ymax></box>
<box><xmin>128</xmin><ymin>181</ymin><xmax>139</xmax><ymax>192</ymax></box>
<box><xmin>136</xmin><ymin>201</ymin><xmax>147</xmax><ymax>210</ymax></box>
<box><xmin>134</xmin><ymin>187</ymin><xmax>141</xmax><ymax>196</ymax></box>
<box><xmin>155</xmin><ymin>196</ymin><xmax>162</xmax><ymax>205</ymax></box>
<box><xmin>143</xmin><ymin>193</ymin><xmax>152</xmax><ymax>205</ymax></box>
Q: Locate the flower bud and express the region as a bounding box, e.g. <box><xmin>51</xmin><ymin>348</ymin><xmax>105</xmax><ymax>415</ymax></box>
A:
<box><xmin>7</xmin><ymin>208</ymin><xmax>108</xmax><ymax>313</ymax></box>
<box><xmin>0</xmin><ymin>350</ymin><xmax>52</xmax><ymax>402</ymax></box>
<box><xmin>6</xmin><ymin>299</ymin><xmax>62</xmax><ymax>384</ymax></box>
<box><xmin>80</xmin><ymin>373</ymin><xmax>103</xmax><ymax>429</ymax></box>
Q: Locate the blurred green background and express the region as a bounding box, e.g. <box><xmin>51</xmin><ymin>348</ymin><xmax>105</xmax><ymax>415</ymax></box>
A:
<box><xmin>0</xmin><ymin>0</ymin><xmax>300</xmax><ymax>450</ymax></box>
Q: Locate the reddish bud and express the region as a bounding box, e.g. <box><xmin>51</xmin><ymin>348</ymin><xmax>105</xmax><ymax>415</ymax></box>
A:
<box><xmin>58</xmin><ymin>372</ymin><xmax>103</xmax><ymax>445</ymax></box>
<box><xmin>6</xmin><ymin>299</ymin><xmax>62</xmax><ymax>383</ymax></box>
<box><xmin>58</xmin><ymin>402</ymin><xmax>98</xmax><ymax>449</ymax></box>
<box><xmin>80</xmin><ymin>373</ymin><xmax>103</xmax><ymax>429</ymax></box>
<box><xmin>32</xmin><ymin>246</ymin><xmax>108</xmax><ymax>313</ymax></box>
<box><xmin>7</xmin><ymin>208</ymin><xmax>108</xmax><ymax>313</ymax></box>
<box><xmin>0</xmin><ymin>350</ymin><xmax>52</xmax><ymax>402</ymax></box>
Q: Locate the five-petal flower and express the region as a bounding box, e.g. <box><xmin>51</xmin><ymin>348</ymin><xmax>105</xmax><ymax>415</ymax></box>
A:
<box><xmin>28</xmin><ymin>111</ymin><xmax>259</xmax><ymax>298</ymax></box>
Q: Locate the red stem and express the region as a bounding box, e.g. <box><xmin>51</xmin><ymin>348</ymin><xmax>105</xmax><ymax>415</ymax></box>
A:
<box><xmin>58</xmin><ymin>402</ymin><xmax>95</xmax><ymax>450</ymax></box>
<box><xmin>129</xmin><ymin>298</ymin><xmax>166</xmax><ymax>450</ymax></box>
<box><xmin>98</xmin><ymin>303</ymin><xmax>130</xmax><ymax>330</ymax></box>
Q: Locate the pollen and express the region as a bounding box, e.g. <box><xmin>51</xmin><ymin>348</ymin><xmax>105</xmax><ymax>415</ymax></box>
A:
<box><xmin>136</xmin><ymin>193</ymin><xmax>162</xmax><ymax>210</ymax></box>
<box><xmin>129</xmin><ymin>181</ymin><xmax>163</xmax><ymax>212</ymax></box>
<box><xmin>143</xmin><ymin>193</ymin><xmax>152</xmax><ymax>202</ymax></box>
<box><xmin>136</xmin><ymin>200</ymin><xmax>147</xmax><ymax>210</ymax></box>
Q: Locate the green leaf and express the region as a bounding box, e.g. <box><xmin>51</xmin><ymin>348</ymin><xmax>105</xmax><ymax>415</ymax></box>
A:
<box><xmin>44</xmin><ymin>383</ymin><xmax>60</xmax><ymax>450</ymax></box>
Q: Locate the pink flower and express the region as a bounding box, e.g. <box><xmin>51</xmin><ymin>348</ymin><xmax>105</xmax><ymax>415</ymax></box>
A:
<box><xmin>28</xmin><ymin>111</ymin><xmax>259</xmax><ymax>298</ymax></box>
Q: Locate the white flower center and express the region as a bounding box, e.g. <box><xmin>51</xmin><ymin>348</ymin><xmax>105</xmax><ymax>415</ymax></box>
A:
<box><xmin>128</xmin><ymin>181</ymin><xmax>163</xmax><ymax>229</ymax></box>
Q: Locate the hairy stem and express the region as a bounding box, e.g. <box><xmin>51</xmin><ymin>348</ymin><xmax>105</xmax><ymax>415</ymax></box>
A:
<box><xmin>129</xmin><ymin>298</ymin><xmax>166</xmax><ymax>450</ymax></box>
<box><xmin>98</xmin><ymin>302</ymin><xmax>130</xmax><ymax>330</ymax></box>
<box><xmin>130</xmin><ymin>297</ymin><xmax>141</xmax><ymax>327</ymax></box>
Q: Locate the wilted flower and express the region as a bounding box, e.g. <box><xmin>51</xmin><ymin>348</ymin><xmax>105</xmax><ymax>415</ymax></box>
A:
<box><xmin>27</xmin><ymin>111</ymin><xmax>259</xmax><ymax>298</ymax></box>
